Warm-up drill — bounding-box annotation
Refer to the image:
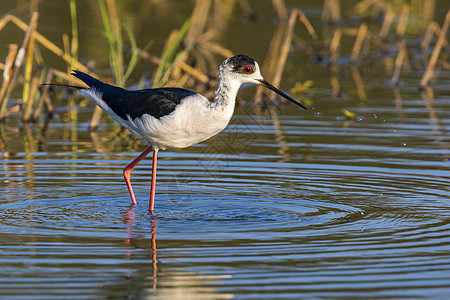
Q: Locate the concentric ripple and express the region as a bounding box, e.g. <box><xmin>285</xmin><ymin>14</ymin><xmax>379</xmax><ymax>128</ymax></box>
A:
<box><xmin>0</xmin><ymin>193</ymin><xmax>363</xmax><ymax>237</ymax></box>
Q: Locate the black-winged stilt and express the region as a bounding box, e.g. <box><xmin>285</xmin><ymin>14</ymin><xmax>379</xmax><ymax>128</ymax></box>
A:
<box><xmin>72</xmin><ymin>54</ymin><xmax>306</xmax><ymax>212</ymax></box>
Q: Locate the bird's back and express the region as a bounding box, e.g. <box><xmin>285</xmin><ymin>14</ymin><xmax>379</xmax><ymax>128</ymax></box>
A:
<box><xmin>72</xmin><ymin>70</ymin><xmax>198</xmax><ymax>120</ymax></box>
<box><xmin>72</xmin><ymin>70</ymin><xmax>231</xmax><ymax>150</ymax></box>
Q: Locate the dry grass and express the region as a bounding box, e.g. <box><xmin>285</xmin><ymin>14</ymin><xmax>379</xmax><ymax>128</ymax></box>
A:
<box><xmin>0</xmin><ymin>0</ymin><xmax>448</xmax><ymax>127</ymax></box>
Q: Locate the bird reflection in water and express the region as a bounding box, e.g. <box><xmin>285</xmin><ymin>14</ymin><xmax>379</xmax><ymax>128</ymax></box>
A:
<box><xmin>123</xmin><ymin>206</ymin><xmax>158</xmax><ymax>289</ymax></box>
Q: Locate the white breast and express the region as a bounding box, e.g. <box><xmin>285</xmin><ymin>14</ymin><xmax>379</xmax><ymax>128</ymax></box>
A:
<box><xmin>124</xmin><ymin>94</ymin><xmax>235</xmax><ymax>150</ymax></box>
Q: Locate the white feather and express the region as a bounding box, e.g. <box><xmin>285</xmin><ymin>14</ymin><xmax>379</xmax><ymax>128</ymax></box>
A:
<box><xmin>79</xmin><ymin>88</ymin><xmax>237</xmax><ymax>151</ymax></box>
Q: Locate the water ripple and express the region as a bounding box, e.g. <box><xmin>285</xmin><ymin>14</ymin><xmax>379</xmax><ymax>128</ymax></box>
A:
<box><xmin>1</xmin><ymin>85</ymin><xmax>450</xmax><ymax>298</ymax></box>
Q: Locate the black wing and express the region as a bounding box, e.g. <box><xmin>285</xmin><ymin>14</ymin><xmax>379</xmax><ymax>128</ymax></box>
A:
<box><xmin>72</xmin><ymin>70</ymin><xmax>197</xmax><ymax>120</ymax></box>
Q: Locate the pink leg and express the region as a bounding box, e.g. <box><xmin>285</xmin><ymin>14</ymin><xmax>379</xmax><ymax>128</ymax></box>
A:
<box><xmin>123</xmin><ymin>146</ymin><xmax>153</xmax><ymax>205</ymax></box>
<box><xmin>149</xmin><ymin>149</ymin><xmax>158</xmax><ymax>212</ymax></box>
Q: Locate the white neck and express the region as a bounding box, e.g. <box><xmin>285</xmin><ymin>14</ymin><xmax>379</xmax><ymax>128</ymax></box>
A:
<box><xmin>213</xmin><ymin>72</ymin><xmax>241</xmax><ymax>107</ymax></box>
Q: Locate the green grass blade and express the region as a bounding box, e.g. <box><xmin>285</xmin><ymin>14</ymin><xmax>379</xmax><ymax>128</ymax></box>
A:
<box><xmin>98</xmin><ymin>0</ymin><xmax>119</xmax><ymax>84</ymax></box>
<box><xmin>123</xmin><ymin>20</ymin><xmax>154</xmax><ymax>83</ymax></box>
<box><xmin>153</xmin><ymin>17</ymin><xmax>191</xmax><ymax>87</ymax></box>
<box><xmin>69</xmin><ymin>0</ymin><xmax>78</xmax><ymax>69</ymax></box>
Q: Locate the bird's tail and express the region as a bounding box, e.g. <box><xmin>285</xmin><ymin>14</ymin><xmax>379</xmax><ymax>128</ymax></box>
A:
<box><xmin>40</xmin><ymin>83</ymin><xmax>85</xmax><ymax>89</ymax></box>
<box><xmin>40</xmin><ymin>71</ymin><xmax>115</xmax><ymax>91</ymax></box>
<box><xmin>71</xmin><ymin>70</ymin><xmax>109</xmax><ymax>89</ymax></box>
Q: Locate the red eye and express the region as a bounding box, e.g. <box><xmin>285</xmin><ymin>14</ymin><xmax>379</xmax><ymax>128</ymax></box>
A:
<box><xmin>243</xmin><ymin>66</ymin><xmax>253</xmax><ymax>73</ymax></box>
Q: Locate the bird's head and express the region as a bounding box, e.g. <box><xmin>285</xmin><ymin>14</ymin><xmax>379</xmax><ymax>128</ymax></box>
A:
<box><xmin>219</xmin><ymin>54</ymin><xmax>306</xmax><ymax>109</ymax></box>
<box><xmin>220</xmin><ymin>54</ymin><xmax>263</xmax><ymax>84</ymax></box>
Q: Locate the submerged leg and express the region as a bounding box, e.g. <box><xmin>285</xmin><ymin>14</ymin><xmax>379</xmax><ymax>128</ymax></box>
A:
<box><xmin>149</xmin><ymin>149</ymin><xmax>158</xmax><ymax>212</ymax></box>
<box><xmin>123</xmin><ymin>146</ymin><xmax>153</xmax><ymax>205</ymax></box>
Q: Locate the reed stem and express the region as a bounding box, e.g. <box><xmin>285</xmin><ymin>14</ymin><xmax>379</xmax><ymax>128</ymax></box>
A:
<box><xmin>420</xmin><ymin>9</ymin><xmax>450</xmax><ymax>88</ymax></box>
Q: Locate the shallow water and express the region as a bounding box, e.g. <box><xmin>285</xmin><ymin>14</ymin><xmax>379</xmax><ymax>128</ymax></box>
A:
<box><xmin>1</xmin><ymin>74</ymin><xmax>449</xmax><ymax>298</ymax></box>
<box><xmin>1</xmin><ymin>0</ymin><xmax>450</xmax><ymax>298</ymax></box>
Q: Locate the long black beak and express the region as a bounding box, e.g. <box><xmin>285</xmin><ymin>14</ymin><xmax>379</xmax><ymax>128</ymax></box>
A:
<box><xmin>258</xmin><ymin>79</ymin><xmax>307</xmax><ymax>110</ymax></box>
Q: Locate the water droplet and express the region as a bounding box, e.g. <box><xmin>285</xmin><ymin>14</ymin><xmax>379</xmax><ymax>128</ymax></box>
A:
<box><xmin>403</xmin><ymin>143</ymin><xmax>407</xmax><ymax>146</ymax></box>
<box><xmin>373</xmin><ymin>114</ymin><xmax>378</xmax><ymax>119</ymax></box>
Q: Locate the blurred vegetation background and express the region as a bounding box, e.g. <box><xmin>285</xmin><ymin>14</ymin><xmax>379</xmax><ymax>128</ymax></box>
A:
<box><xmin>0</xmin><ymin>0</ymin><xmax>448</xmax><ymax>128</ymax></box>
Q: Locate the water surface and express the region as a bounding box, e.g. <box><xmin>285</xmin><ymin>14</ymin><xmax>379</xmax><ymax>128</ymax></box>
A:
<box><xmin>1</xmin><ymin>0</ymin><xmax>450</xmax><ymax>299</ymax></box>
<box><xmin>1</xmin><ymin>77</ymin><xmax>449</xmax><ymax>298</ymax></box>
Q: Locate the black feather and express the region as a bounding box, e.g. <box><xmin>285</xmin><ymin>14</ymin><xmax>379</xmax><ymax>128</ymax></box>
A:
<box><xmin>71</xmin><ymin>71</ymin><xmax>197</xmax><ymax>120</ymax></box>
<box><xmin>228</xmin><ymin>54</ymin><xmax>256</xmax><ymax>74</ymax></box>
<box><xmin>40</xmin><ymin>83</ymin><xmax>85</xmax><ymax>89</ymax></box>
